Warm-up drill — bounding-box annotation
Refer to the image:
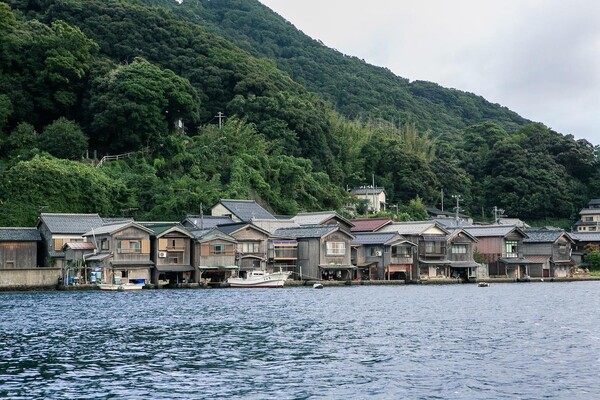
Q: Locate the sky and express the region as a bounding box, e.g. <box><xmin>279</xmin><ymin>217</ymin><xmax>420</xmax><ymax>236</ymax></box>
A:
<box><xmin>258</xmin><ymin>0</ymin><xmax>600</xmax><ymax>144</ymax></box>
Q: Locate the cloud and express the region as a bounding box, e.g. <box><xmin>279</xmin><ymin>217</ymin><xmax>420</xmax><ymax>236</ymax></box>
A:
<box><xmin>259</xmin><ymin>0</ymin><xmax>600</xmax><ymax>143</ymax></box>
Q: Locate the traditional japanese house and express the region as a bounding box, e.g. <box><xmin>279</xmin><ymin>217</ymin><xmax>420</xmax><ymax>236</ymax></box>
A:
<box><xmin>569</xmin><ymin>232</ymin><xmax>600</xmax><ymax>265</ymax></box>
<box><xmin>251</xmin><ymin>219</ymin><xmax>300</xmax><ymax>275</ymax></box>
<box><xmin>522</xmin><ymin>228</ymin><xmax>574</xmax><ymax>278</ymax></box>
<box><xmin>36</xmin><ymin>213</ymin><xmax>104</xmax><ymax>268</ymax></box>
<box><xmin>210</xmin><ymin>199</ymin><xmax>276</xmax><ymax>222</ymax></box>
<box><xmin>350</xmin><ymin>186</ymin><xmax>387</xmax><ymax>213</ymax></box>
<box><xmin>83</xmin><ymin>221</ymin><xmax>154</xmax><ymax>285</ymax></box>
<box><xmin>142</xmin><ymin>223</ymin><xmax>195</xmax><ymax>286</ymax></box>
<box><xmin>351</xmin><ymin>232</ymin><xmax>416</xmax><ymax>280</ymax></box>
<box><xmin>217</xmin><ymin>222</ymin><xmax>271</xmax><ymax>274</ymax></box>
<box><xmin>0</xmin><ymin>228</ymin><xmax>42</xmax><ymax>269</ymax></box>
<box><xmin>274</xmin><ymin>225</ymin><xmax>354</xmax><ymax>281</ymax></box>
<box><xmin>189</xmin><ymin>228</ymin><xmax>237</xmax><ymax>284</ymax></box>
<box><xmin>464</xmin><ymin>225</ymin><xmax>531</xmax><ymax>280</ymax></box>
<box><xmin>62</xmin><ymin>242</ymin><xmax>96</xmax><ymax>283</ymax></box>
<box><xmin>378</xmin><ymin>221</ymin><xmax>451</xmax><ymax>282</ymax></box>
<box><xmin>446</xmin><ymin>229</ymin><xmax>480</xmax><ymax>281</ymax></box>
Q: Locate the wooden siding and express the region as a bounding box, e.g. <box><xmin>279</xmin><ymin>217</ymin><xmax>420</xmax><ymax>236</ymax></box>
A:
<box><xmin>0</xmin><ymin>242</ymin><xmax>38</xmax><ymax>269</ymax></box>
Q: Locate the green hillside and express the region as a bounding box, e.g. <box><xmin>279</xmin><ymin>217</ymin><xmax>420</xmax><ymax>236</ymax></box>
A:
<box><xmin>0</xmin><ymin>0</ymin><xmax>598</xmax><ymax>227</ymax></box>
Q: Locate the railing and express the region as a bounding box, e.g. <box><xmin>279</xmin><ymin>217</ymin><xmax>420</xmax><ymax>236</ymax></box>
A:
<box><xmin>96</xmin><ymin>151</ymin><xmax>137</xmax><ymax>168</ymax></box>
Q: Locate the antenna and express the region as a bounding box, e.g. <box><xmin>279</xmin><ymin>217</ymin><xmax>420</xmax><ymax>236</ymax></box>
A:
<box><xmin>452</xmin><ymin>194</ymin><xmax>462</xmax><ymax>222</ymax></box>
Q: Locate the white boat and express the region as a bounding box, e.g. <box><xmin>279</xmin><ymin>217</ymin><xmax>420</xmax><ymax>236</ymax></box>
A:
<box><xmin>313</xmin><ymin>283</ymin><xmax>324</xmax><ymax>289</ymax></box>
<box><xmin>98</xmin><ymin>283</ymin><xmax>144</xmax><ymax>291</ymax></box>
<box><xmin>227</xmin><ymin>270</ymin><xmax>292</xmax><ymax>288</ymax></box>
<box><xmin>478</xmin><ymin>282</ymin><xmax>490</xmax><ymax>287</ymax></box>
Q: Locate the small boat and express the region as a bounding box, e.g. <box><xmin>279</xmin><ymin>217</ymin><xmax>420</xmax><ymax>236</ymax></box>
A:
<box><xmin>227</xmin><ymin>270</ymin><xmax>292</xmax><ymax>288</ymax></box>
<box><xmin>313</xmin><ymin>283</ymin><xmax>324</xmax><ymax>289</ymax></box>
<box><xmin>98</xmin><ymin>283</ymin><xmax>144</xmax><ymax>291</ymax></box>
<box><xmin>478</xmin><ymin>282</ymin><xmax>490</xmax><ymax>287</ymax></box>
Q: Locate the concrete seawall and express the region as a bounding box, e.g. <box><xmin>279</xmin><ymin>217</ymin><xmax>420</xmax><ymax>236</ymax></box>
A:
<box><xmin>0</xmin><ymin>268</ymin><xmax>61</xmax><ymax>291</ymax></box>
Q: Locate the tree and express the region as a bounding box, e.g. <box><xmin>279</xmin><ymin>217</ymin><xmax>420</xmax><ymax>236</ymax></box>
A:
<box><xmin>87</xmin><ymin>58</ymin><xmax>201</xmax><ymax>152</ymax></box>
<box><xmin>39</xmin><ymin>117</ymin><xmax>88</xmax><ymax>160</ymax></box>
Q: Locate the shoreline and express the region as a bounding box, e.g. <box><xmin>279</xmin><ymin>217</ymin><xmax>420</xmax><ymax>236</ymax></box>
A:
<box><xmin>2</xmin><ymin>276</ymin><xmax>600</xmax><ymax>292</ymax></box>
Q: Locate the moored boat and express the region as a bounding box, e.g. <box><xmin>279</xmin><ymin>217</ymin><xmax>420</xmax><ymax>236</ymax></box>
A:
<box><xmin>227</xmin><ymin>270</ymin><xmax>291</xmax><ymax>288</ymax></box>
<box><xmin>478</xmin><ymin>282</ymin><xmax>490</xmax><ymax>287</ymax></box>
<box><xmin>98</xmin><ymin>283</ymin><xmax>144</xmax><ymax>291</ymax></box>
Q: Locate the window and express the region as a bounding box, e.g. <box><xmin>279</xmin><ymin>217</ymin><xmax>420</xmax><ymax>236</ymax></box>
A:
<box><xmin>369</xmin><ymin>247</ymin><xmax>382</xmax><ymax>256</ymax></box>
<box><xmin>326</xmin><ymin>242</ymin><xmax>346</xmax><ymax>256</ymax></box>
<box><xmin>239</xmin><ymin>242</ymin><xmax>259</xmax><ymax>253</ymax></box>
<box><xmin>392</xmin><ymin>246</ymin><xmax>412</xmax><ymax>257</ymax></box>
<box><xmin>505</xmin><ymin>240</ymin><xmax>518</xmax><ymax>257</ymax></box>
<box><xmin>118</xmin><ymin>240</ymin><xmax>141</xmax><ymax>253</ymax></box>
<box><xmin>558</xmin><ymin>244</ymin><xmax>568</xmax><ymax>254</ymax></box>
<box><xmin>100</xmin><ymin>239</ymin><xmax>109</xmax><ymax>250</ymax></box>
<box><xmin>452</xmin><ymin>244</ymin><xmax>467</xmax><ymax>254</ymax></box>
<box><xmin>53</xmin><ymin>239</ymin><xmax>64</xmax><ymax>251</ymax></box>
<box><xmin>211</xmin><ymin>244</ymin><xmax>225</xmax><ymax>255</ymax></box>
<box><xmin>585</xmin><ymin>217</ymin><xmax>594</xmax><ymax>222</ymax></box>
<box><xmin>168</xmin><ymin>255</ymin><xmax>180</xmax><ymax>264</ymax></box>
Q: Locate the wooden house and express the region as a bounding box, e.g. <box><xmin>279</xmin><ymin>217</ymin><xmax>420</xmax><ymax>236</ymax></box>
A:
<box><xmin>83</xmin><ymin>221</ymin><xmax>154</xmax><ymax>285</ymax></box>
<box><xmin>378</xmin><ymin>221</ymin><xmax>451</xmax><ymax>282</ymax></box>
<box><xmin>189</xmin><ymin>228</ymin><xmax>237</xmax><ymax>284</ymax></box>
<box><xmin>274</xmin><ymin>225</ymin><xmax>354</xmax><ymax>281</ymax></box>
<box><xmin>446</xmin><ymin>229</ymin><xmax>480</xmax><ymax>281</ymax></box>
<box><xmin>569</xmin><ymin>232</ymin><xmax>600</xmax><ymax>265</ymax></box>
<box><xmin>0</xmin><ymin>228</ymin><xmax>42</xmax><ymax>269</ymax></box>
<box><xmin>36</xmin><ymin>213</ymin><xmax>104</xmax><ymax>268</ymax></box>
<box><xmin>143</xmin><ymin>223</ymin><xmax>195</xmax><ymax>286</ymax></box>
<box><xmin>522</xmin><ymin>228</ymin><xmax>574</xmax><ymax>278</ymax></box>
<box><xmin>351</xmin><ymin>232</ymin><xmax>416</xmax><ymax>281</ymax></box>
<box><xmin>217</xmin><ymin>222</ymin><xmax>271</xmax><ymax>273</ymax></box>
<box><xmin>464</xmin><ymin>225</ymin><xmax>532</xmax><ymax>280</ymax></box>
<box><xmin>210</xmin><ymin>199</ymin><xmax>276</xmax><ymax>222</ymax></box>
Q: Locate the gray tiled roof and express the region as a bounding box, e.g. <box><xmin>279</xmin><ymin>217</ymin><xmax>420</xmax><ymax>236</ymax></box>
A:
<box><xmin>83</xmin><ymin>221</ymin><xmax>153</xmax><ymax>236</ymax></box>
<box><xmin>0</xmin><ymin>228</ymin><xmax>42</xmax><ymax>242</ymax></box>
<box><xmin>431</xmin><ymin>218</ymin><xmax>472</xmax><ymax>228</ymax></box>
<box><xmin>293</xmin><ymin>211</ymin><xmax>353</xmax><ymax>227</ymax></box>
<box><xmin>39</xmin><ymin>213</ymin><xmax>104</xmax><ymax>234</ymax></box>
<box><xmin>379</xmin><ymin>221</ymin><xmax>448</xmax><ymax>235</ymax></box>
<box><xmin>216</xmin><ymin>222</ymin><xmax>249</xmax><ymax>235</ymax></box>
<box><xmin>219</xmin><ymin>200</ymin><xmax>275</xmax><ymax>221</ymax></box>
<box><xmin>523</xmin><ymin>228</ymin><xmax>566</xmax><ymax>243</ymax></box>
<box><xmin>274</xmin><ymin>225</ymin><xmax>340</xmax><ymax>239</ymax></box>
<box><xmin>568</xmin><ymin>232</ymin><xmax>600</xmax><ymax>242</ymax></box>
<box><xmin>464</xmin><ymin>225</ymin><xmax>523</xmax><ymax>238</ymax></box>
<box><xmin>351</xmin><ymin>232</ymin><xmax>403</xmax><ymax>245</ymax></box>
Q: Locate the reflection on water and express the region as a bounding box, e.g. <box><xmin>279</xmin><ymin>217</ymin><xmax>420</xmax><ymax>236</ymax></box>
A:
<box><xmin>1</xmin><ymin>283</ymin><xmax>599</xmax><ymax>399</ymax></box>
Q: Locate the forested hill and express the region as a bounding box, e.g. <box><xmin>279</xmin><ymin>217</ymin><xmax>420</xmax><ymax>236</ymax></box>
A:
<box><xmin>0</xmin><ymin>0</ymin><xmax>598</xmax><ymax>228</ymax></box>
<box><xmin>141</xmin><ymin>0</ymin><xmax>529</xmax><ymax>138</ymax></box>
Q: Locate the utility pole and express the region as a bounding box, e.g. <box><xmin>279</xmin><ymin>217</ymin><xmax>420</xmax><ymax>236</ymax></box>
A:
<box><xmin>200</xmin><ymin>203</ymin><xmax>204</xmax><ymax>230</ymax></box>
<box><xmin>452</xmin><ymin>194</ymin><xmax>462</xmax><ymax>222</ymax></box>
<box><xmin>216</xmin><ymin>112</ymin><xmax>225</xmax><ymax>129</ymax></box>
<box><xmin>492</xmin><ymin>206</ymin><xmax>505</xmax><ymax>224</ymax></box>
<box><xmin>441</xmin><ymin>188</ymin><xmax>444</xmax><ymax>212</ymax></box>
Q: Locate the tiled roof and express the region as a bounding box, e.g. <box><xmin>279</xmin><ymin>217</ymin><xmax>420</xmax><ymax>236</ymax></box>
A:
<box><xmin>0</xmin><ymin>228</ymin><xmax>41</xmax><ymax>242</ymax></box>
<box><xmin>293</xmin><ymin>211</ymin><xmax>353</xmax><ymax>227</ymax></box>
<box><xmin>523</xmin><ymin>228</ymin><xmax>567</xmax><ymax>243</ymax></box>
<box><xmin>83</xmin><ymin>221</ymin><xmax>153</xmax><ymax>236</ymax></box>
<box><xmin>464</xmin><ymin>225</ymin><xmax>523</xmax><ymax>238</ymax></box>
<box><xmin>274</xmin><ymin>225</ymin><xmax>341</xmax><ymax>239</ymax></box>
<box><xmin>38</xmin><ymin>213</ymin><xmax>104</xmax><ymax>234</ymax></box>
<box><xmin>350</xmin><ymin>218</ymin><xmax>392</xmax><ymax>232</ymax></box>
<box><xmin>430</xmin><ymin>218</ymin><xmax>472</xmax><ymax>228</ymax></box>
<box><xmin>216</xmin><ymin>222</ymin><xmax>249</xmax><ymax>235</ymax></box>
<box><xmin>251</xmin><ymin>219</ymin><xmax>299</xmax><ymax>234</ymax></box>
<box><xmin>498</xmin><ymin>218</ymin><xmax>530</xmax><ymax>228</ymax></box>
<box><xmin>588</xmin><ymin>199</ymin><xmax>600</xmax><ymax>206</ymax></box>
<box><xmin>183</xmin><ymin>215</ymin><xmax>234</xmax><ymax>229</ymax></box>
<box><xmin>218</xmin><ymin>199</ymin><xmax>275</xmax><ymax>221</ymax></box>
<box><xmin>578</xmin><ymin>209</ymin><xmax>600</xmax><ymax>215</ymax></box>
<box><xmin>351</xmin><ymin>232</ymin><xmax>399</xmax><ymax>245</ymax></box>
<box><xmin>568</xmin><ymin>232</ymin><xmax>600</xmax><ymax>242</ymax></box>
<box><xmin>350</xmin><ymin>187</ymin><xmax>385</xmax><ymax>195</ymax></box>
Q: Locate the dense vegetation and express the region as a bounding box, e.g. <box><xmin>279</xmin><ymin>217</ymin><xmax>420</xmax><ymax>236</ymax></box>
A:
<box><xmin>0</xmin><ymin>0</ymin><xmax>598</xmax><ymax>227</ymax></box>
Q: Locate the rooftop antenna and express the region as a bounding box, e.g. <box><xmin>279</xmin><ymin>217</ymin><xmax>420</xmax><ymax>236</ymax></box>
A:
<box><xmin>452</xmin><ymin>194</ymin><xmax>462</xmax><ymax>223</ymax></box>
<box><xmin>493</xmin><ymin>206</ymin><xmax>505</xmax><ymax>224</ymax></box>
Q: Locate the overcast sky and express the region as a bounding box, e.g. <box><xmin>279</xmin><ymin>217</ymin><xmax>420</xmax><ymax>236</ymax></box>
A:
<box><xmin>258</xmin><ymin>0</ymin><xmax>600</xmax><ymax>144</ymax></box>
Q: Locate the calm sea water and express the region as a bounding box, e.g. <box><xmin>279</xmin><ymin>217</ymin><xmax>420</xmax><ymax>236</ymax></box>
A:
<box><xmin>1</xmin><ymin>283</ymin><xmax>599</xmax><ymax>399</ymax></box>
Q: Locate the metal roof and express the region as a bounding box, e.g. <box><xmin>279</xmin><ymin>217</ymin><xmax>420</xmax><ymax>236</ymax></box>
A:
<box><xmin>182</xmin><ymin>215</ymin><xmax>234</xmax><ymax>229</ymax></box>
<box><xmin>64</xmin><ymin>242</ymin><xmax>96</xmax><ymax>250</ymax></box>
<box><xmin>350</xmin><ymin>187</ymin><xmax>385</xmax><ymax>195</ymax></box>
<box><xmin>350</xmin><ymin>218</ymin><xmax>392</xmax><ymax>232</ymax></box>
<box><xmin>0</xmin><ymin>228</ymin><xmax>41</xmax><ymax>242</ymax></box>
<box><xmin>38</xmin><ymin>213</ymin><xmax>104</xmax><ymax>234</ymax></box>
<box><xmin>218</xmin><ymin>199</ymin><xmax>275</xmax><ymax>221</ymax></box>
<box><xmin>525</xmin><ymin>255</ymin><xmax>551</xmax><ymax>264</ymax></box>
<box><xmin>274</xmin><ymin>225</ymin><xmax>342</xmax><ymax>239</ymax></box>
<box><xmin>378</xmin><ymin>221</ymin><xmax>448</xmax><ymax>235</ymax></box>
